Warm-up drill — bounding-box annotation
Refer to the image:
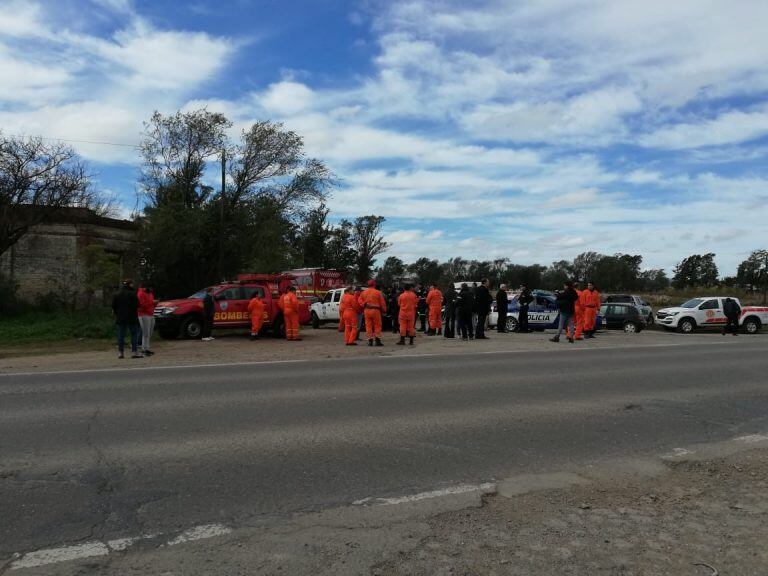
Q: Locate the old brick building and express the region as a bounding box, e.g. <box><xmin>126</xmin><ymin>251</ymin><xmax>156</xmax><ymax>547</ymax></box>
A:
<box><xmin>0</xmin><ymin>207</ymin><xmax>139</xmax><ymax>305</ymax></box>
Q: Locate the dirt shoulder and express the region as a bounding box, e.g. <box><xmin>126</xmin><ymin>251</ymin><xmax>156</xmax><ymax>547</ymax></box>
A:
<box><xmin>1</xmin><ymin>325</ymin><xmax>759</xmax><ymax>374</ymax></box>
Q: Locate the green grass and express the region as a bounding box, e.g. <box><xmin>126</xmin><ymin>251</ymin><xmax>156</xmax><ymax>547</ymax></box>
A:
<box><xmin>0</xmin><ymin>308</ymin><xmax>116</xmax><ymax>345</ymax></box>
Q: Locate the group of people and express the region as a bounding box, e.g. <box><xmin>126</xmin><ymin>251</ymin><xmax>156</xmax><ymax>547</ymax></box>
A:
<box><xmin>548</xmin><ymin>281</ymin><xmax>601</xmax><ymax>343</ymax></box>
<box><xmin>111</xmin><ymin>279</ymin><xmax>156</xmax><ymax>358</ymax></box>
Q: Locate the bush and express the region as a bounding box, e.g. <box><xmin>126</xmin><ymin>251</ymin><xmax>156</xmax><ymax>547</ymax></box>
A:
<box><xmin>0</xmin><ymin>274</ymin><xmax>28</xmax><ymax>316</ymax></box>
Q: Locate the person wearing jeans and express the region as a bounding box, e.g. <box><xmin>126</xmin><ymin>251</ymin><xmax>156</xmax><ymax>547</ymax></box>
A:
<box><xmin>137</xmin><ymin>284</ymin><xmax>156</xmax><ymax>355</ymax></box>
<box><xmin>112</xmin><ymin>279</ymin><xmax>142</xmax><ymax>359</ymax></box>
<box><xmin>550</xmin><ymin>281</ymin><xmax>578</xmax><ymax>343</ymax></box>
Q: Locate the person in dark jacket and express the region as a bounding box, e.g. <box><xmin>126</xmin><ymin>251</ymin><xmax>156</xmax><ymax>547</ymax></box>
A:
<box><xmin>201</xmin><ymin>287</ymin><xmax>215</xmax><ymax>340</ymax></box>
<box><xmin>389</xmin><ymin>286</ymin><xmax>401</xmax><ymax>334</ymax></box>
<box><xmin>550</xmin><ymin>281</ymin><xmax>578</xmax><ymax>343</ymax></box>
<box><xmin>112</xmin><ymin>279</ymin><xmax>141</xmax><ymax>359</ymax></box>
<box><xmin>474</xmin><ymin>278</ymin><xmax>493</xmax><ymax>339</ymax></box>
<box><xmin>518</xmin><ymin>284</ymin><xmax>533</xmax><ymax>333</ymax></box>
<box><xmin>443</xmin><ymin>287</ymin><xmax>456</xmax><ymax>338</ymax></box>
<box><xmin>456</xmin><ymin>283</ymin><xmax>474</xmax><ymax>340</ymax></box>
<box><xmin>723</xmin><ymin>297</ymin><xmax>742</xmax><ymax>336</ymax></box>
<box><xmin>496</xmin><ymin>284</ymin><xmax>509</xmax><ymax>333</ymax></box>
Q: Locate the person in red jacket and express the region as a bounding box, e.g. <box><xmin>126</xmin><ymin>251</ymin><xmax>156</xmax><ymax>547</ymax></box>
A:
<box><xmin>137</xmin><ymin>284</ymin><xmax>156</xmax><ymax>356</ymax></box>
<box><xmin>247</xmin><ymin>292</ymin><xmax>266</xmax><ymax>340</ymax></box>
<box><xmin>582</xmin><ymin>282</ymin><xmax>601</xmax><ymax>338</ymax></box>
<box><xmin>397</xmin><ymin>284</ymin><xmax>418</xmax><ymax>345</ymax></box>
<box><xmin>339</xmin><ymin>286</ymin><xmax>361</xmax><ymax>346</ymax></box>
<box><xmin>426</xmin><ymin>284</ymin><xmax>444</xmax><ymax>336</ymax></box>
<box><xmin>278</xmin><ymin>286</ymin><xmax>302</xmax><ymax>341</ymax></box>
<box><xmin>358</xmin><ymin>280</ymin><xmax>387</xmax><ymax>346</ymax></box>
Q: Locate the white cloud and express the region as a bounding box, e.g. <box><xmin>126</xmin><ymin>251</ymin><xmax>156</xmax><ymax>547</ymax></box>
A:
<box><xmin>259</xmin><ymin>81</ymin><xmax>316</xmax><ymax>116</ymax></box>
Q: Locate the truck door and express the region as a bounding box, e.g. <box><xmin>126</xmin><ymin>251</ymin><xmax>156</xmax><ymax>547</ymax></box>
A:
<box><xmin>699</xmin><ymin>298</ymin><xmax>725</xmax><ymax>327</ymax></box>
<box><xmin>329</xmin><ymin>290</ymin><xmax>341</xmax><ymax>320</ymax></box>
<box><xmin>319</xmin><ymin>291</ymin><xmax>333</xmax><ymax>319</ymax></box>
<box><xmin>214</xmin><ymin>287</ymin><xmax>248</xmax><ymax>326</ymax></box>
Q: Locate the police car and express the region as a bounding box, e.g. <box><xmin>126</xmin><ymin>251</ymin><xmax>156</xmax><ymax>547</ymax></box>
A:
<box><xmin>489</xmin><ymin>290</ymin><xmax>603</xmax><ymax>332</ymax></box>
<box><xmin>656</xmin><ymin>297</ymin><xmax>767</xmax><ymax>334</ymax></box>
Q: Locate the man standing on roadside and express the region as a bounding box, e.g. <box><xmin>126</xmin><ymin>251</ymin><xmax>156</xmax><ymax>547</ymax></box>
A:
<box><xmin>518</xmin><ymin>284</ymin><xmax>533</xmax><ymax>333</ymax></box>
<box><xmin>247</xmin><ymin>291</ymin><xmax>266</xmax><ymax>340</ymax></box>
<box><xmin>397</xmin><ymin>284</ymin><xmax>418</xmax><ymax>345</ymax></box>
<box><xmin>201</xmin><ymin>287</ymin><xmax>215</xmax><ymax>341</ymax></box>
<box><xmin>340</xmin><ymin>286</ymin><xmax>361</xmax><ymax>346</ymax></box>
<box><xmin>474</xmin><ymin>278</ymin><xmax>493</xmax><ymax>339</ymax></box>
<box><xmin>112</xmin><ymin>279</ymin><xmax>141</xmax><ymax>359</ymax></box>
<box><xmin>496</xmin><ymin>284</ymin><xmax>509</xmax><ymax>333</ymax></box>
<box><xmin>456</xmin><ymin>283</ymin><xmax>474</xmax><ymax>340</ymax></box>
<box><xmin>582</xmin><ymin>281</ymin><xmax>601</xmax><ymax>338</ymax></box>
<box><xmin>550</xmin><ymin>281</ymin><xmax>578</xmax><ymax>343</ymax></box>
<box><xmin>358</xmin><ymin>280</ymin><xmax>387</xmax><ymax>346</ymax></box>
<box><xmin>279</xmin><ymin>286</ymin><xmax>302</xmax><ymax>341</ymax></box>
<box><xmin>723</xmin><ymin>297</ymin><xmax>741</xmax><ymax>336</ymax></box>
<box><xmin>426</xmin><ymin>284</ymin><xmax>444</xmax><ymax>335</ymax></box>
<box><xmin>573</xmin><ymin>282</ymin><xmax>585</xmax><ymax>341</ymax></box>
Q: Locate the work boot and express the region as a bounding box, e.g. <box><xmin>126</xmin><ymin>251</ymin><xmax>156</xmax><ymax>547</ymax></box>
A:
<box><xmin>375</xmin><ymin>338</ymin><xmax>384</xmax><ymax>347</ymax></box>
<box><xmin>368</xmin><ymin>339</ymin><xmax>374</xmax><ymax>346</ymax></box>
<box><xmin>437</xmin><ymin>328</ymin><xmax>442</xmax><ymax>336</ymax></box>
<box><xmin>550</xmin><ymin>336</ymin><xmax>560</xmax><ymax>342</ymax></box>
<box><xmin>568</xmin><ymin>337</ymin><xmax>574</xmax><ymax>343</ymax></box>
<box><xmin>409</xmin><ymin>336</ymin><xmax>414</xmax><ymax>345</ymax></box>
<box><xmin>397</xmin><ymin>336</ymin><xmax>406</xmax><ymax>345</ymax></box>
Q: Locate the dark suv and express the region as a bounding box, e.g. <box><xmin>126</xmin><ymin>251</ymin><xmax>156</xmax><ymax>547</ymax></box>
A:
<box><xmin>599</xmin><ymin>303</ymin><xmax>646</xmax><ymax>333</ymax></box>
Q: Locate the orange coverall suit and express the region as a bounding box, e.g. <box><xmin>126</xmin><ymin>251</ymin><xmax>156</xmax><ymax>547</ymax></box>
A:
<box><xmin>398</xmin><ymin>290</ymin><xmax>418</xmax><ymax>337</ymax></box>
<box><xmin>572</xmin><ymin>289</ymin><xmax>584</xmax><ymax>339</ymax></box>
<box><xmin>339</xmin><ymin>293</ymin><xmax>361</xmax><ymax>345</ymax></box>
<box><xmin>247</xmin><ymin>296</ymin><xmax>265</xmax><ymax>336</ymax></box>
<box><xmin>426</xmin><ymin>288</ymin><xmax>443</xmax><ymax>331</ymax></box>
<box><xmin>279</xmin><ymin>291</ymin><xmax>301</xmax><ymax>340</ymax></box>
<box><xmin>582</xmin><ymin>289</ymin><xmax>601</xmax><ymax>333</ymax></box>
<box><xmin>358</xmin><ymin>288</ymin><xmax>387</xmax><ymax>340</ymax></box>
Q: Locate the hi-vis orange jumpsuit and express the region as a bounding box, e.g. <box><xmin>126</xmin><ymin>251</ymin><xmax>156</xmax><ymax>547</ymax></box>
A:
<box><xmin>398</xmin><ymin>290</ymin><xmax>418</xmax><ymax>337</ymax></box>
<box><xmin>426</xmin><ymin>288</ymin><xmax>443</xmax><ymax>331</ymax></box>
<box><xmin>247</xmin><ymin>296</ymin><xmax>265</xmax><ymax>336</ymax></box>
<box><xmin>278</xmin><ymin>290</ymin><xmax>301</xmax><ymax>340</ymax></box>
<box><xmin>582</xmin><ymin>288</ymin><xmax>601</xmax><ymax>334</ymax></box>
<box><xmin>358</xmin><ymin>287</ymin><xmax>387</xmax><ymax>340</ymax></box>
<box><xmin>339</xmin><ymin>292</ymin><xmax>361</xmax><ymax>345</ymax></box>
<box><xmin>572</xmin><ymin>289</ymin><xmax>584</xmax><ymax>340</ymax></box>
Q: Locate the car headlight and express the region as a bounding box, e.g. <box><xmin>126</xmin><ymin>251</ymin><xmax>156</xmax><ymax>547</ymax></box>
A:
<box><xmin>667</xmin><ymin>311</ymin><xmax>679</xmax><ymax>316</ymax></box>
<box><xmin>156</xmin><ymin>306</ymin><xmax>178</xmax><ymax>315</ymax></box>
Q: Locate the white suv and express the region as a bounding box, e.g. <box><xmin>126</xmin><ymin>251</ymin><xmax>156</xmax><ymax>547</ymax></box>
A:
<box><xmin>656</xmin><ymin>297</ymin><xmax>767</xmax><ymax>334</ymax></box>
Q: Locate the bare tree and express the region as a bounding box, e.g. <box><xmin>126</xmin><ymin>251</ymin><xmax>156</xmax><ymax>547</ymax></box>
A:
<box><xmin>0</xmin><ymin>134</ymin><xmax>94</xmax><ymax>256</ymax></box>
<box><xmin>140</xmin><ymin>109</ymin><xmax>231</xmax><ymax>208</ymax></box>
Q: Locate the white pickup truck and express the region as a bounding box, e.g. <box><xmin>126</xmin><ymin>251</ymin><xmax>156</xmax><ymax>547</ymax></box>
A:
<box><xmin>310</xmin><ymin>288</ymin><xmax>344</xmax><ymax>328</ymax></box>
<box><xmin>656</xmin><ymin>297</ymin><xmax>767</xmax><ymax>334</ymax></box>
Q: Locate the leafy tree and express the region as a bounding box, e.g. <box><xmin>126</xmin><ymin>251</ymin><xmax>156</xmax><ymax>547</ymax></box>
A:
<box><xmin>639</xmin><ymin>269</ymin><xmax>669</xmax><ymax>291</ymax></box>
<box><xmin>351</xmin><ymin>215</ymin><xmax>389</xmax><ymax>282</ymax></box>
<box><xmin>81</xmin><ymin>244</ymin><xmax>121</xmax><ymax>307</ymax></box>
<box><xmin>408</xmin><ymin>257</ymin><xmax>442</xmax><ymax>287</ymax></box>
<box><xmin>323</xmin><ymin>220</ymin><xmax>356</xmax><ymax>278</ymax></box>
<box><xmin>542</xmin><ymin>260</ymin><xmax>572</xmax><ymax>289</ymax></box>
<box><xmin>571</xmin><ymin>252</ymin><xmax>601</xmax><ymax>284</ymax></box>
<box><xmin>737</xmin><ymin>249</ymin><xmax>768</xmax><ymax>303</ymax></box>
<box><xmin>299</xmin><ymin>204</ymin><xmax>330</xmax><ymax>267</ymax></box>
<box><xmin>672</xmin><ymin>253</ymin><xmax>719</xmax><ymax>289</ymax></box>
<box><xmin>376</xmin><ymin>256</ymin><xmax>406</xmax><ymax>285</ymax></box>
<box><xmin>0</xmin><ymin>134</ymin><xmax>103</xmax><ymax>256</ymax></box>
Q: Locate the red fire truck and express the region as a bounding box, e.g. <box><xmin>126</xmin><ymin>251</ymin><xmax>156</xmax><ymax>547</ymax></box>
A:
<box><xmin>154</xmin><ymin>273</ymin><xmax>311</xmax><ymax>339</ymax></box>
<box><xmin>284</xmin><ymin>268</ymin><xmax>346</xmax><ymax>298</ymax></box>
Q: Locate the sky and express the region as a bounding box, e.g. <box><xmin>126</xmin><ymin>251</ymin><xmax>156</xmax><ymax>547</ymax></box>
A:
<box><xmin>2</xmin><ymin>0</ymin><xmax>768</xmax><ymax>276</ymax></box>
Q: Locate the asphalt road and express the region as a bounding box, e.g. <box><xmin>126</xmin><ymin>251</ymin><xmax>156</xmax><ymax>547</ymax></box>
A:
<box><xmin>2</xmin><ymin>338</ymin><xmax>768</xmax><ymax>558</ymax></box>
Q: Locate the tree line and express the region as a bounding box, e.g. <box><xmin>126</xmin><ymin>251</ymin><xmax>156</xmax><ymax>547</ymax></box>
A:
<box><xmin>2</xmin><ymin>117</ymin><xmax>767</xmax><ymax>304</ymax></box>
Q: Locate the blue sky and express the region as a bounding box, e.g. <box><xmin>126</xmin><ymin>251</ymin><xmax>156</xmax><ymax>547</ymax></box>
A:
<box><xmin>2</xmin><ymin>0</ymin><xmax>768</xmax><ymax>275</ymax></box>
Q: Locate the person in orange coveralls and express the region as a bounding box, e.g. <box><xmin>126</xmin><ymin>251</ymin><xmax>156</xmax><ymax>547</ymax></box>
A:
<box><xmin>571</xmin><ymin>282</ymin><xmax>584</xmax><ymax>341</ymax></box>
<box><xmin>247</xmin><ymin>292</ymin><xmax>265</xmax><ymax>340</ymax></box>
<box><xmin>397</xmin><ymin>284</ymin><xmax>418</xmax><ymax>345</ymax></box>
<box><xmin>426</xmin><ymin>284</ymin><xmax>444</xmax><ymax>336</ymax></box>
<box><xmin>581</xmin><ymin>282</ymin><xmax>601</xmax><ymax>338</ymax></box>
<box><xmin>339</xmin><ymin>286</ymin><xmax>361</xmax><ymax>346</ymax></box>
<box><xmin>278</xmin><ymin>286</ymin><xmax>301</xmax><ymax>341</ymax></box>
<box><xmin>358</xmin><ymin>279</ymin><xmax>387</xmax><ymax>346</ymax></box>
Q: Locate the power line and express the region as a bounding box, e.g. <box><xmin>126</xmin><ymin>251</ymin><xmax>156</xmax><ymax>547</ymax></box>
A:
<box><xmin>7</xmin><ymin>134</ymin><xmax>140</xmax><ymax>148</ymax></box>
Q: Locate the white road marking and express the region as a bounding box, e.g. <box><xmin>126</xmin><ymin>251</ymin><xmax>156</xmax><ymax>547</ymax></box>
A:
<box><xmin>11</xmin><ymin>541</ymin><xmax>109</xmax><ymax>569</ymax></box>
<box><xmin>165</xmin><ymin>524</ymin><xmax>231</xmax><ymax>546</ymax></box>
<box><xmin>9</xmin><ymin>524</ymin><xmax>231</xmax><ymax>570</ymax></box>
<box><xmin>735</xmin><ymin>434</ymin><xmax>768</xmax><ymax>443</ymax></box>
<box><xmin>666</xmin><ymin>447</ymin><xmax>695</xmax><ymax>457</ymax></box>
<box><xmin>356</xmin><ymin>482</ymin><xmax>496</xmax><ymax>506</ymax></box>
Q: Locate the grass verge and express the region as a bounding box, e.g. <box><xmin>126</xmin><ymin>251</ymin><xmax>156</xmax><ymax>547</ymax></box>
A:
<box><xmin>0</xmin><ymin>309</ymin><xmax>115</xmax><ymax>346</ymax></box>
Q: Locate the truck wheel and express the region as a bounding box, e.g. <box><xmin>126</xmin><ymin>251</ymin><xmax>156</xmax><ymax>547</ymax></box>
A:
<box><xmin>311</xmin><ymin>312</ymin><xmax>320</xmax><ymax>329</ymax></box>
<box><xmin>678</xmin><ymin>318</ymin><xmax>696</xmax><ymax>334</ymax></box>
<box><xmin>743</xmin><ymin>316</ymin><xmax>761</xmax><ymax>334</ymax></box>
<box><xmin>181</xmin><ymin>317</ymin><xmax>203</xmax><ymax>340</ymax></box>
<box><xmin>623</xmin><ymin>321</ymin><xmax>640</xmax><ymax>333</ymax></box>
<box><xmin>505</xmin><ymin>317</ymin><xmax>519</xmax><ymax>332</ymax></box>
<box><xmin>159</xmin><ymin>330</ymin><xmax>178</xmax><ymax>340</ymax></box>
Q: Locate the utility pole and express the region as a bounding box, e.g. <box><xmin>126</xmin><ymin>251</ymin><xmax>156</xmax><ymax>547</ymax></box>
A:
<box><xmin>217</xmin><ymin>148</ymin><xmax>226</xmax><ymax>281</ymax></box>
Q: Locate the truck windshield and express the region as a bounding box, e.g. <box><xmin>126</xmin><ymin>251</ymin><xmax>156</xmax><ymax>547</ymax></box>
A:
<box><xmin>189</xmin><ymin>289</ymin><xmax>213</xmax><ymax>299</ymax></box>
<box><xmin>680</xmin><ymin>298</ymin><xmax>704</xmax><ymax>308</ymax></box>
